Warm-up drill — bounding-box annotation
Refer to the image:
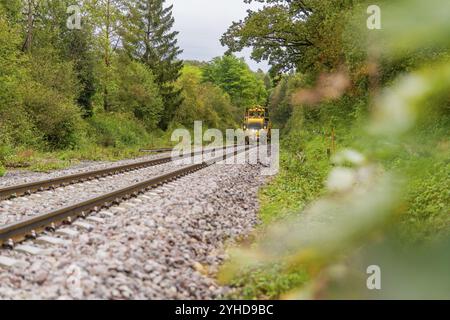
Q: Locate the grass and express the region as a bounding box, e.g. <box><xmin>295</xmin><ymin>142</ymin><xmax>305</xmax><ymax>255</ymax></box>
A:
<box><xmin>225</xmin><ymin>98</ymin><xmax>449</xmax><ymax>299</ymax></box>
<box><xmin>0</xmin><ymin>145</ymin><xmax>160</xmax><ymax>174</ymax></box>
<box><xmin>226</xmin><ymin>263</ymin><xmax>310</xmax><ymax>300</ymax></box>
<box><xmin>223</xmin><ymin>99</ymin><xmax>361</xmax><ymax>299</ymax></box>
<box><xmin>393</xmin><ymin>126</ymin><xmax>450</xmax><ymax>243</ymax></box>
<box><xmin>400</xmin><ymin>157</ymin><xmax>450</xmax><ymax>243</ymax></box>
<box><xmin>0</xmin><ymin>136</ymin><xmax>175</xmax><ymax>175</ymax></box>
<box><xmin>224</xmin><ymin>123</ymin><xmax>334</xmax><ymax>299</ymax></box>
<box><xmin>260</xmin><ymin>140</ymin><xmax>330</xmax><ymax>224</ymax></box>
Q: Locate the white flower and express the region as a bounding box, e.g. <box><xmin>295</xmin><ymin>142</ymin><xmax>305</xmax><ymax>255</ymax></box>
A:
<box><xmin>326</xmin><ymin>167</ymin><xmax>357</xmax><ymax>192</ymax></box>
<box><xmin>332</xmin><ymin>149</ymin><xmax>366</xmax><ymax>166</ymax></box>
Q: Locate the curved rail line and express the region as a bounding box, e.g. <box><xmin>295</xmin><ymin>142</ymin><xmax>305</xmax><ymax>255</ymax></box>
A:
<box><xmin>0</xmin><ymin>145</ymin><xmax>241</xmax><ymax>201</ymax></box>
<box><xmin>0</xmin><ymin>146</ymin><xmax>252</xmax><ymax>247</ymax></box>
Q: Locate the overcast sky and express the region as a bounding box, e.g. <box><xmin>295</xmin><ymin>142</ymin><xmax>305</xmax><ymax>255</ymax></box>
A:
<box><xmin>166</xmin><ymin>0</ymin><xmax>269</xmax><ymax>71</ymax></box>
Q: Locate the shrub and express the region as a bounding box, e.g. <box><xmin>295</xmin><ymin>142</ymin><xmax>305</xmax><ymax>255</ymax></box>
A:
<box><xmin>173</xmin><ymin>64</ymin><xmax>238</xmax><ymax>130</ymax></box>
<box><xmin>0</xmin><ymin>105</ymin><xmax>42</xmax><ymax>148</ymax></box>
<box><xmin>87</xmin><ymin>113</ymin><xmax>150</xmax><ymax>148</ymax></box>
<box><xmin>110</xmin><ymin>55</ymin><xmax>164</xmax><ymax>130</ymax></box>
<box><xmin>22</xmin><ymin>82</ymin><xmax>83</xmax><ymax>149</ymax></box>
<box><xmin>20</xmin><ymin>49</ymin><xmax>83</xmax><ymax>150</ymax></box>
<box><xmin>0</xmin><ymin>10</ymin><xmax>43</xmax><ymax>149</ymax></box>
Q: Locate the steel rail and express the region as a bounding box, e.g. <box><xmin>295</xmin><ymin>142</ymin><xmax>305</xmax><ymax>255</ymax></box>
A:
<box><xmin>139</xmin><ymin>147</ymin><xmax>174</xmax><ymax>153</ymax></box>
<box><xmin>0</xmin><ymin>146</ymin><xmax>252</xmax><ymax>247</ymax></box>
<box><xmin>139</xmin><ymin>144</ymin><xmax>241</xmax><ymax>153</ymax></box>
<box><xmin>0</xmin><ymin>145</ymin><xmax>240</xmax><ymax>201</ymax></box>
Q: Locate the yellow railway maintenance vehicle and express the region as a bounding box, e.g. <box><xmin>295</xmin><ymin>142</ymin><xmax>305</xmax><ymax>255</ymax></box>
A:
<box><xmin>243</xmin><ymin>106</ymin><xmax>272</xmax><ymax>144</ymax></box>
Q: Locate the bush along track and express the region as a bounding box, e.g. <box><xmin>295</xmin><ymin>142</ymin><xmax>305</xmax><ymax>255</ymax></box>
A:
<box><xmin>0</xmin><ymin>148</ymin><xmax>267</xmax><ymax>299</ymax></box>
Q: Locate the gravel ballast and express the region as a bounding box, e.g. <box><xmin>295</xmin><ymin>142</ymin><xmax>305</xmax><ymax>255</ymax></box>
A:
<box><xmin>0</xmin><ymin>147</ymin><xmax>245</xmax><ymax>226</ymax></box>
<box><xmin>0</xmin><ymin>148</ymin><xmax>268</xmax><ymax>299</ymax></box>
<box><xmin>0</xmin><ymin>161</ymin><xmax>185</xmax><ymax>226</ymax></box>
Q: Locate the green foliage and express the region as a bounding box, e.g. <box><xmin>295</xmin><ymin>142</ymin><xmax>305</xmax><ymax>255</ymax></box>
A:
<box><xmin>32</xmin><ymin>0</ymin><xmax>97</xmax><ymax>117</ymax></box>
<box><xmin>226</xmin><ymin>263</ymin><xmax>309</xmax><ymax>300</ymax></box>
<box><xmin>0</xmin><ymin>7</ymin><xmax>41</xmax><ymax>149</ymax></box>
<box><xmin>87</xmin><ymin>113</ymin><xmax>150</xmax><ymax>148</ymax></box>
<box><xmin>174</xmin><ymin>64</ymin><xmax>239</xmax><ymax>130</ymax></box>
<box><xmin>0</xmin><ymin>164</ymin><xmax>5</xmax><ymax>177</ymax></box>
<box><xmin>224</xmin><ymin>0</ymin><xmax>450</xmax><ymax>299</ymax></box>
<box><xmin>259</xmin><ymin>148</ymin><xmax>327</xmax><ymax>224</ymax></box>
<box><xmin>122</xmin><ymin>0</ymin><xmax>184</xmax><ymax>130</ymax></box>
<box><xmin>23</xmin><ymin>84</ymin><xmax>82</xmax><ymax>150</ymax></box>
<box><xmin>202</xmin><ymin>55</ymin><xmax>268</xmax><ymax>110</ymax></box>
<box><xmin>22</xmin><ymin>49</ymin><xmax>83</xmax><ymax>149</ymax></box>
<box><xmin>0</xmin><ymin>1</ymin><xmax>258</xmax><ymax>180</ymax></box>
<box><xmin>380</xmin><ymin>113</ymin><xmax>450</xmax><ymax>243</ymax></box>
<box><xmin>401</xmin><ymin>158</ymin><xmax>449</xmax><ymax>242</ymax></box>
<box><xmin>65</xmin><ymin>27</ymin><xmax>97</xmax><ymax>118</ymax></box>
<box><xmin>2</xmin><ymin>148</ymin><xmax>72</xmax><ymax>172</ymax></box>
<box><xmin>110</xmin><ymin>54</ymin><xmax>164</xmax><ymax>129</ymax></box>
<box><xmin>221</xmin><ymin>0</ymin><xmax>354</xmax><ymax>76</ymax></box>
<box><xmin>1</xmin><ymin>1</ymin><xmax>249</xmax><ymax>170</ymax></box>
<box><xmin>0</xmin><ymin>0</ymin><xmax>21</xmax><ymax>22</ymax></box>
<box><xmin>268</xmin><ymin>74</ymin><xmax>305</xmax><ymax>127</ymax></box>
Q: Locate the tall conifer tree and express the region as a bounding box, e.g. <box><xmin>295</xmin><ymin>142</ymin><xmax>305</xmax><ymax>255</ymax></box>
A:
<box><xmin>122</xmin><ymin>0</ymin><xmax>183</xmax><ymax>130</ymax></box>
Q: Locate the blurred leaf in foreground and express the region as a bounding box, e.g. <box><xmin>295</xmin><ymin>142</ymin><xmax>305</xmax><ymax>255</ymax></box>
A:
<box><xmin>288</xmin><ymin>237</ymin><xmax>450</xmax><ymax>300</ymax></box>
<box><xmin>375</xmin><ymin>0</ymin><xmax>450</xmax><ymax>56</ymax></box>
<box><xmin>220</xmin><ymin>163</ymin><xmax>400</xmax><ymax>280</ymax></box>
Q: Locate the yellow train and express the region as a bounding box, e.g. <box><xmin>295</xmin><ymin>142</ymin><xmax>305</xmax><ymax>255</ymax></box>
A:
<box><xmin>243</xmin><ymin>106</ymin><xmax>272</xmax><ymax>144</ymax></box>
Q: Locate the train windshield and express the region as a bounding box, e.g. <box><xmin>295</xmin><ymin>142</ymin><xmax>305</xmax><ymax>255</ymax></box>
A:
<box><xmin>247</xmin><ymin>122</ymin><xmax>263</xmax><ymax>130</ymax></box>
<box><xmin>248</xmin><ymin>110</ymin><xmax>265</xmax><ymax>117</ymax></box>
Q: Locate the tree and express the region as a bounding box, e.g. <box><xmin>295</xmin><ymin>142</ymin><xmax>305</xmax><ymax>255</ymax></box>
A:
<box><xmin>66</xmin><ymin>29</ymin><xmax>96</xmax><ymax>118</ymax></box>
<box><xmin>122</xmin><ymin>0</ymin><xmax>183</xmax><ymax>130</ymax></box>
<box><xmin>268</xmin><ymin>74</ymin><xmax>305</xmax><ymax>127</ymax></box>
<box><xmin>174</xmin><ymin>64</ymin><xmax>238</xmax><ymax>130</ymax></box>
<box><xmin>2</xmin><ymin>0</ymin><xmax>97</xmax><ymax>118</ymax></box>
<box><xmin>86</xmin><ymin>0</ymin><xmax>124</xmax><ymax>112</ymax></box>
<box><xmin>21</xmin><ymin>0</ymin><xmax>37</xmax><ymax>52</ymax></box>
<box><xmin>110</xmin><ymin>54</ymin><xmax>164</xmax><ymax>129</ymax></box>
<box><xmin>221</xmin><ymin>0</ymin><xmax>352</xmax><ymax>76</ymax></box>
<box><xmin>202</xmin><ymin>54</ymin><xmax>268</xmax><ymax>109</ymax></box>
<box><xmin>42</xmin><ymin>0</ymin><xmax>97</xmax><ymax>117</ymax></box>
<box><xmin>0</xmin><ymin>0</ymin><xmax>22</xmax><ymax>25</ymax></box>
<box><xmin>0</xmin><ymin>4</ymin><xmax>38</xmax><ymax>148</ymax></box>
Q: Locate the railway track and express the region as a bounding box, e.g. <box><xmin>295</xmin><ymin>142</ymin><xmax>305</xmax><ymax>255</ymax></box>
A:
<box><xmin>0</xmin><ymin>145</ymin><xmax>239</xmax><ymax>201</ymax></box>
<box><xmin>0</xmin><ymin>145</ymin><xmax>252</xmax><ymax>248</ymax></box>
<box><xmin>139</xmin><ymin>147</ymin><xmax>174</xmax><ymax>153</ymax></box>
<box><xmin>139</xmin><ymin>144</ymin><xmax>240</xmax><ymax>153</ymax></box>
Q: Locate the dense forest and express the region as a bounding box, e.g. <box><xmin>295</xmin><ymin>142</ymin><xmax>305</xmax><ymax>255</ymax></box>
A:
<box><xmin>0</xmin><ymin>0</ymin><xmax>266</xmax><ymax>174</ymax></box>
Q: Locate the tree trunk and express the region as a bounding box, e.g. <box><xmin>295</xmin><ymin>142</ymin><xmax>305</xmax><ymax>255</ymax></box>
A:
<box><xmin>22</xmin><ymin>0</ymin><xmax>34</xmax><ymax>53</ymax></box>
<box><xmin>103</xmin><ymin>0</ymin><xmax>111</xmax><ymax>112</ymax></box>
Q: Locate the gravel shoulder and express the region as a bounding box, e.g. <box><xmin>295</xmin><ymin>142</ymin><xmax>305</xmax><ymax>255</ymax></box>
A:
<box><xmin>0</xmin><ymin>149</ymin><xmax>268</xmax><ymax>299</ymax></box>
